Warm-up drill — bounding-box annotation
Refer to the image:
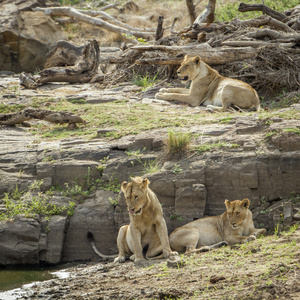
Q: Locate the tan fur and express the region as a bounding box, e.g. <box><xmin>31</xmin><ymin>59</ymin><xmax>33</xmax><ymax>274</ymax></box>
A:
<box><xmin>155</xmin><ymin>55</ymin><xmax>261</xmax><ymax>111</ymax></box>
<box><xmin>169</xmin><ymin>198</ymin><xmax>266</xmax><ymax>253</ymax></box>
<box><xmin>115</xmin><ymin>177</ymin><xmax>177</xmax><ymax>263</ymax></box>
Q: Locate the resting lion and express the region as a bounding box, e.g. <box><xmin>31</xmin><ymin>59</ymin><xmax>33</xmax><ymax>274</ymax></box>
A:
<box><xmin>155</xmin><ymin>55</ymin><xmax>261</xmax><ymax>112</ymax></box>
<box><xmin>88</xmin><ymin>177</ymin><xmax>177</xmax><ymax>262</ymax></box>
<box><xmin>169</xmin><ymin>198</ymin><xmax>266</xmax><ymax>253</ymax></box>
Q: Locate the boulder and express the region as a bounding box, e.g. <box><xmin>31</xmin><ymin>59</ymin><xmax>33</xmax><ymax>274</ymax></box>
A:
<box><xmin>0</xmin><ymin>0</ymin><xmax>66</xmax><ymax>72</ymax></box>
<box><xmin>0</xmin><ymin>215</ymin><xmax>41</xmax><ymax>265</ymax></box>
<box><xmin>62</xmin><ymin>190</ymin><xmax>120</xmax><ymax>262</ymax></box>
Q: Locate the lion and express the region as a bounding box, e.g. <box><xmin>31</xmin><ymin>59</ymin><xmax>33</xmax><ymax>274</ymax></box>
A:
<box><xmin>155</xmin><ymin>55</ymin><xmax>261</xmax><ymax>112</ymax></box>
<box><xmin>169</xmin><ymin>198</ymin><xmax>266</xmax><ymax>254</ymax></box>
<box><xmin>87</xmin><ymin>177</ymin><xmax>177</xmax><ymax>262</ymax></box>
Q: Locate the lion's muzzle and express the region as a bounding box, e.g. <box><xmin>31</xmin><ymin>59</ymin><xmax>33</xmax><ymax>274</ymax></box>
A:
<box><xmin>129</xmin><ymin>207</ymin><xmax>142</xmax><ymax>215</ymax></box>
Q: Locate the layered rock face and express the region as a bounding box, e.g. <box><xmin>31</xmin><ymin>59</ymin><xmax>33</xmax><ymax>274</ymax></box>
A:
<box><xmin>1</xmin><ymin>108</ymin><xmax>300</xmax><ymax>265</ymax></box>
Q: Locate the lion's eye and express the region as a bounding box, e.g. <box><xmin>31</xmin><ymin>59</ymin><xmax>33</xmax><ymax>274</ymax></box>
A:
<box><xmin>134</xmin><ymin>195</ymin><xmax>138</xmax><ymax>200</ymax></box>
<box><xmin>236</xmin><ymin>212</ymin><xmax>240</xmax><ymax>216</ymax></box>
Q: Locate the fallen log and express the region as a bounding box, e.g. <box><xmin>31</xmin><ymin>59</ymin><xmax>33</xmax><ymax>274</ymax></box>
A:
<box><xmin>221</xmin><ymin>41</ymin><xmax>296</xmax><ymax>48</ymax></box>
<box><xmin>0</xmin><ymin>109</ymin><xmax>85</xmax><ymax>126</ymax></box>
<box><xmin>121</xmin><ymin>44</ymin><xmax>258</xmax><ymax>65</ymax></box>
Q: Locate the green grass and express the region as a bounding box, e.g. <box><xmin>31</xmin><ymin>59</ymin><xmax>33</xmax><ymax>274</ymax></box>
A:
<box><xmin>196</xmin><ymin>142</ymin><xmax>240</xmax><ymax>154</ymax></box>
<box><xmin>283</xmin><ymin>128</ymin><xmax>300</xmax><ymax>135</ymax></box>
<box><xmin>1</xmin><ymin>92</ymin><xmax>299</xmax><ymax>142</ymax></box>
<box><xmin>133</xmin><ymin>73</ymin><xmax>158</xmax><ymax>91</ymax></box>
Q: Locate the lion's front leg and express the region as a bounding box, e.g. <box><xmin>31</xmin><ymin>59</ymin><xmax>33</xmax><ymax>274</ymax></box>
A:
<box><xmin>250</xmin><ymin>228</ymin><xmax>267</xmax><ymax>237</ymax></box>
<box><xmin>114</xmin><ymin>225</ymin><xmax>131</xmax><ymax>263</ymax></box>
<box><xmin>155</xmin><ymin>92</ymin><xmax>199</xmax><ymax>107</ymax></box>
<box><xmin>159</xmin><ymin>87</ymin><xmax>190</xmax><ymax>94</ymax></box>
<box><xmin>128</xmin><ymin>225</ymin><xmax>145</xmax><ymax>262</ymax></box>
<box><xmin>155</xmin><ymin>219</ymin><xmax>178</xmax><ymax>258</ymax></box>
<box><xmin>226</xmin><ymin>235</ymin><xmax>256</xmax><ymax>245</ymax></box>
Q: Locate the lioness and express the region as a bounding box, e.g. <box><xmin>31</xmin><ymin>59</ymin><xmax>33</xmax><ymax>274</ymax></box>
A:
<box><xmin>169</xmin><ymin>198</ymin><xmax>266</xmax><ymax>253</ymax></box>
<box><xmin>155</xmin><ymin>55</ymin><xmax>261</xmax><ymax>112</ymax></box>
<box><xmin>88</xmin><ymin>177</ymin><xmax>177</xmax><ymax>262</ymax></box>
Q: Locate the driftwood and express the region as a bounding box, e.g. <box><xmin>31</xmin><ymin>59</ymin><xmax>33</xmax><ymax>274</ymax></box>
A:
<box><xmin>20</xmin><ymin>40</ymin><xmax>102</xmax><ymax>88</ymax></box>
<box><xmin>0</xmin><ymin>109</ymin><xmax>85</xmax><ymax>126</ymax></box>
<box><xmin>121</xmin><ymin>44</ymin><xmax>258</xmax><ymax>65</ymax></box>
<box><xmin>34</xmin><ymin>6</ymin><xmax>155</xmax><ymax>39</ymax></box>
<box><xmin>44</xmin><ymin>41</ymin><xmax>84</xmax><ymax>68</ymax></box>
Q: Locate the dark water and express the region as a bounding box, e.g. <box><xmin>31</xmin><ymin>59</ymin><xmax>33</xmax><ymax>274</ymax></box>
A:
<box><xmin>0</xmin><ymin>267</ymin><xmax>55</xmax><ymax>292</ymax></box>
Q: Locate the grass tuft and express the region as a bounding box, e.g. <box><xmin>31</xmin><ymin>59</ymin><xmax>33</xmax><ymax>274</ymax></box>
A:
<box><xmin>165</xmin><ymin>131</ymin><xmax>191</xmax><ymax>156</ymax></box>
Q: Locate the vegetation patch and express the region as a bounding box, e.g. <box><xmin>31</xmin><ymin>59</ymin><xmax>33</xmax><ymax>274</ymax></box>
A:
<box><xmin>196</xmin><ymin>141</ymin><xmax>240</xmax><ymax>154</ymax></box>
<box><xmin>165</xmin><ymin>131</ymin><xmax>191</xmax><ymax>156</ymax></box>
<box><xmin>0</xmin><ymin>180</ymin><xmax>76</xmax><ymax>221</ymax></box>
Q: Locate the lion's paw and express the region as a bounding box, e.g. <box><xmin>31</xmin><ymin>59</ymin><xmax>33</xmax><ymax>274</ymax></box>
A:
<box><xmin>155</xmin><ymin>92</ymin><xmax>163</xmax><ymax>99</ymax></box>
<box><xmin>170</xmin><ymin>251</ymin><xmax>179</xmax><ymax>257</ymax></box>
<box><xmin>246</xmin><ymin>235</ymin><xmax>256</xmax><ymax>242</ymax></box>
<box><xmin>114</xmin><ymin>255</ymin><xmax>125</xmax><ymax>263</ymax></box>
<box><xmin>163</xmin><ymin>250</ymin><xmax>178</xmax><ymax>258</ymax></box>
<box><xmin>159</xmin><ymin>88</ymin><xmax>168</xmax><ymax>93</ymax></box>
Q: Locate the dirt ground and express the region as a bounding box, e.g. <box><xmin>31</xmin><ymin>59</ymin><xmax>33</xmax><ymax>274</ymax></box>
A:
<box><xmin>19</xmin><ymin>228</ymin><xmax>300</xmax><ymax>300</ymax></box>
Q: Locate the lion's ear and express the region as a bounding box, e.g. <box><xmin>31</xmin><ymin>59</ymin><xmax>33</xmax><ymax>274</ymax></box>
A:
<box><xmin>121</xmin><ymin>181</ymin><xmax>128</xmax><ymax>193</ymax></box>
<box><xmin>241</xmin><ymin>198</ymin><xmax>250</xmax><ymax>209</ymax></box>
<box><xmin>142</xmin><ymin>178</ymin><xmax>150</xmax><ymax>189</ymax></box>
<box><xmin>224</xmin><ymin>199</ymin><xmax>230</xmax><ymax>209</ymax></box>
<box><xmin>184</xmin><ymin>54</ymin><xmax>189</xmax><ymax>61</ymax></box>
<box><xmin>193</xmin><ymin>56</ymin><xmax>201</xmax><ymax>65</ymax></box>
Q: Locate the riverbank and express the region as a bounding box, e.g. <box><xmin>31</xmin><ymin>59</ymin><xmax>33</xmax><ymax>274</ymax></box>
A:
<box><xmin>10</xmin><ymin>227</ymin><xmax>300</xmax><ymax>300</ymax></box>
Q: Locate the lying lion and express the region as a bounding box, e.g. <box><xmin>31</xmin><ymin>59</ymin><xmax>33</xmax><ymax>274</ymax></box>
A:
<box><xmin>155</xmin><ymin>55</ymin><xmax>261</xmax><ymax>112</ymax></box>
<box><xmin>88</xmin><ymin>177</ymin><xmax>177</xmax><ymax>262</ymax></box>
<box><xmin>169</xmin><ymin>198</ymin><xmax>266</xmax><ymax>253</ymax></box>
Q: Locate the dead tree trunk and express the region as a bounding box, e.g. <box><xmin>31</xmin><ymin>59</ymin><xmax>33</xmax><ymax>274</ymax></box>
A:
<box><xmin>186</xmin><ymin>0</ymin><xmax>197</xmax><ymax>24</ymax></box>
<box><xmin>193</xmin><ymin>0</ymin><xmax>216</xmax><ymax>28</ymax></box>
<box><xmin>156</xmin><ymin>16</ymin><xmax>164</xmax><ymax>41</ymax></box>
<box><xmin>20</xmin><ymin>40</ymin><xmax>102</xmax><ymax>88</ymax></box>
<box><xmin>238</xmin><ymin>2</ymin><xmax>290</xmax><ymax>22</ymax></box>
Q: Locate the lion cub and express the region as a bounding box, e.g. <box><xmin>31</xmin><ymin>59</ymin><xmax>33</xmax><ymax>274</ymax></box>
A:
<box><xmin>155</xmin><ymin>55</ymin><xmax>261</xmax><ymax>111</ymax></box>
<box><xmin>169</xmin><ymin>198</ymin><xmax>266</xmax><ymax>253</ymax></box>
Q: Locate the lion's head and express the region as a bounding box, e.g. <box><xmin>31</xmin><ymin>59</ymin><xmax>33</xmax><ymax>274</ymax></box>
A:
<box><xmin>121</xmin><ymin>177</ymin><xmax>150</xmax><ymax>216</ymax></box>
<box><xmin>225</xmin><ymin>198</ymin><xmax>250</xmax><ymax>229</ymax></box>
<box><xmin>177</xmin><ymin>55</ymin><xmax>202</xmax><ymax>81</ymax></box>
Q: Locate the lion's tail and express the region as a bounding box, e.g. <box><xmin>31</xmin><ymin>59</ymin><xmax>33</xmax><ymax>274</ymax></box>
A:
<box><xmin>87</xmin><ymin>231</ymin><xmax>118</xmax><ymax>259</ymax></box>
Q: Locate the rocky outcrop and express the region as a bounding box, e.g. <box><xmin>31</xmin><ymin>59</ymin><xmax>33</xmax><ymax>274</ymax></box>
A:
<box><xmin>0</xmin><ymin>0</ymin><xmax>66</xmax><ymax>72</ymax></box>
<box><xmin>1</xmin><ymin>110</ymin><xmax>300</xmax><ymax>265</ymax></box>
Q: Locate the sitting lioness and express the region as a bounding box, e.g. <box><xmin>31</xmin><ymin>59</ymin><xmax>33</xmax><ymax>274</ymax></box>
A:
<box><xmin>88</xmin><ymin>177</ymin><xmax>177</xmax><ymax>262</ymax></box>
<box><xmin>155</xmin><ymin>55</ymin><xmax>261</xmax><ymax>112</ymax></box>
<box><xmin>169</xmin><ymin>198</ymin><xmax>266</xmax><ymax>253</ymax></box>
